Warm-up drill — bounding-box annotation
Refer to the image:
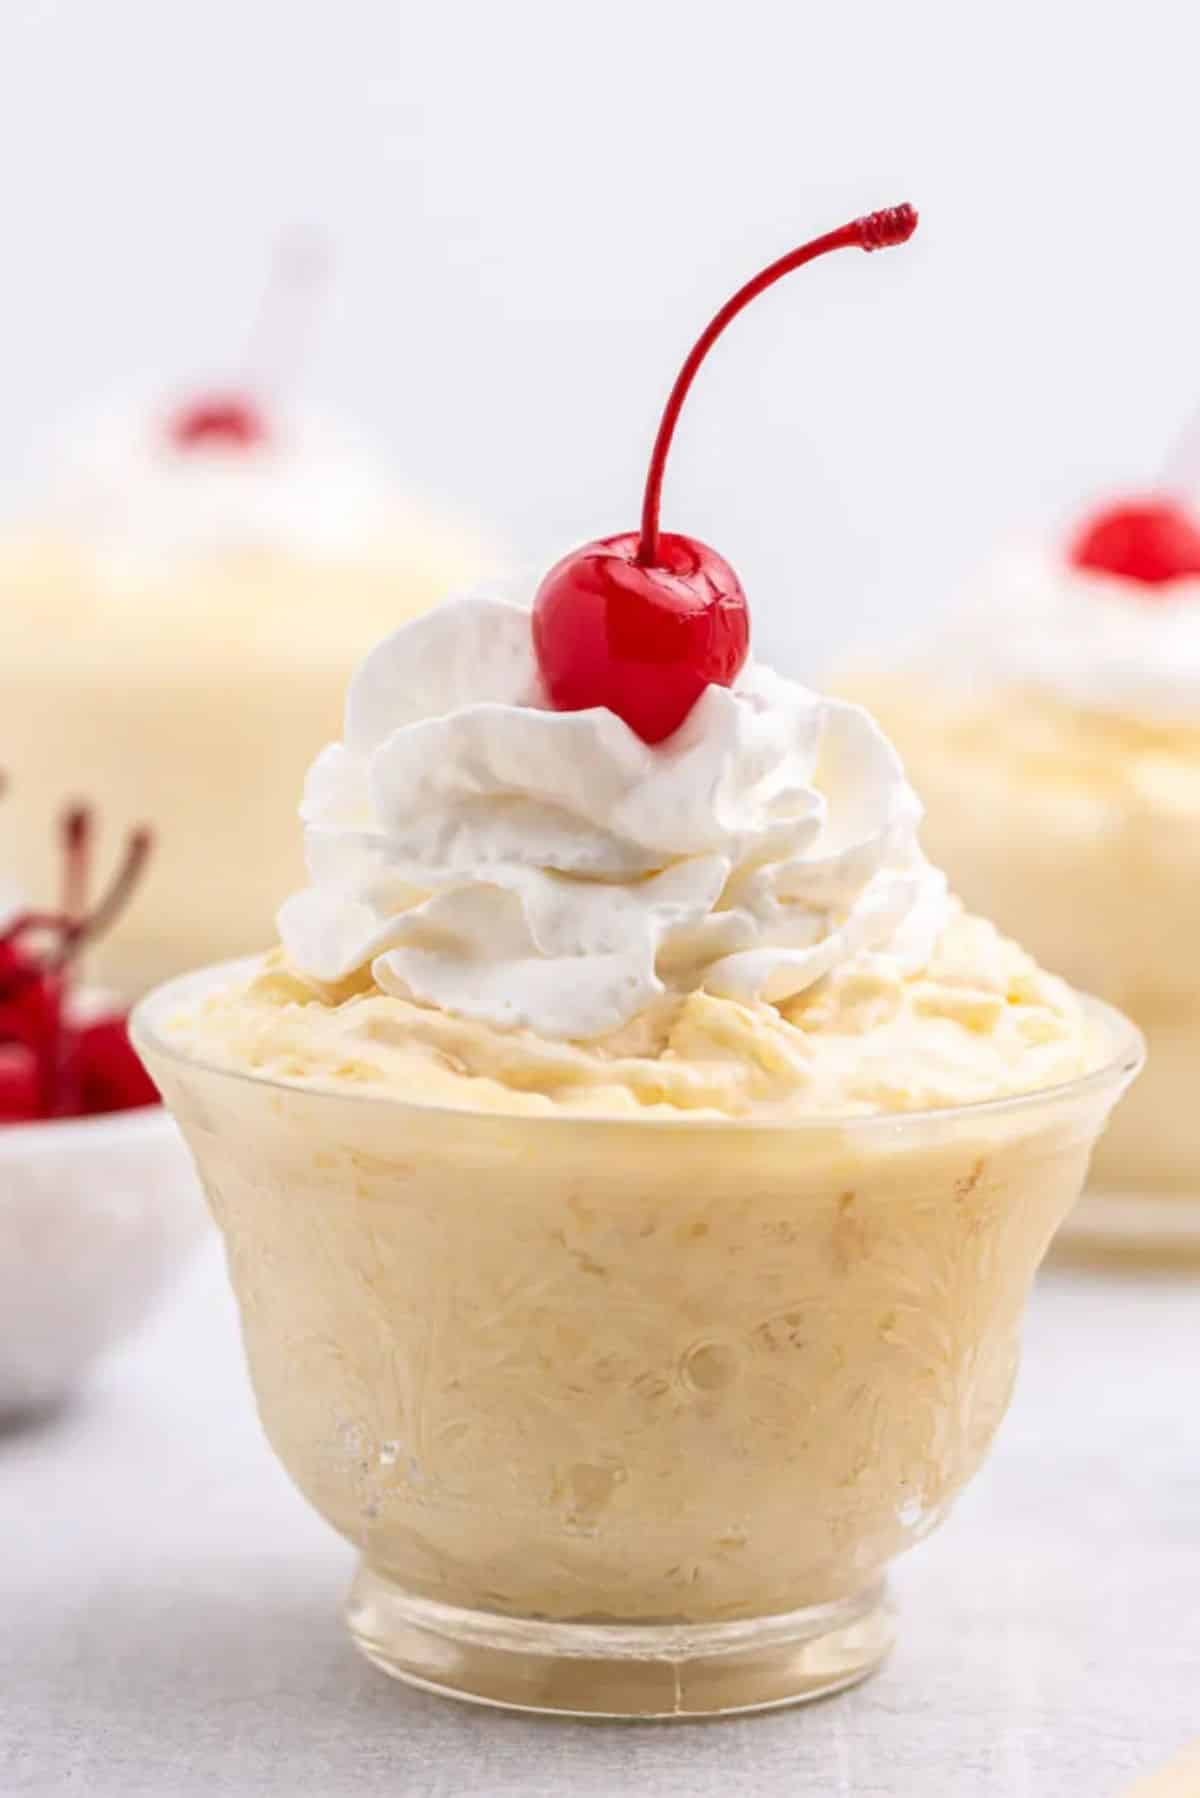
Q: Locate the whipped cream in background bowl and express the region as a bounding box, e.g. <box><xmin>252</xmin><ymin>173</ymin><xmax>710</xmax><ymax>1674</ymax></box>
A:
<box><xmin>133</xmin><ymin>583</ymin><xmax>1141</xmax><ymax>1717</ymax></box>
<box><xmin>43</xmin><ymin>393</ymin><xmax>402</xmax><ymax>575</ymax></box>
<box><xmin>945</xmin><ymin>541</ymin><xmax>1200</xmax><ymax>725</ymax></box>
<box><xmin>840</xmin><ymin>527</ymin><xmax>1200</xmax><ymax>1255</ymax></box>
<box><xmin>0</xmin><ymin>390</ymin><xmax>496</xmax><ymax>994</ymax></box>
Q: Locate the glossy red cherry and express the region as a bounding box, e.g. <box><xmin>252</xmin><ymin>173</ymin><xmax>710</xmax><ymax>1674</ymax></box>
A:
<box><xmin>168</xmin><ymin>393</ymin><xmax>268</xmax><ymax>451</ymax></box>
<box><xmin>533</xmin><ymin>204</ymin><xmax>919</xmax><ymax>744</ymax></box>
<box><xmin>0</xmin><ymin>961</ymin><xmax>73</xmax><ymax>1118</ymax></box>
<box><xmin>0</xmin><ymin>795</ymin><xmax>156</xmax><ymax>1123</ymax></box>
<box><xmin>76</xmin><ymin>1015</ymin><xmax>160</xmax><ymax>1114</ymax></box>
<box><xmin>0</xmin><ymin>1043</ymin><xmax>39</xmax><ymax>1121</ymax></box>
<box><xmin>1069</xmin><ymin>499</ymin><xmax>1200</xmax><ymax>588</ymax></box>
<box><xmin>535</xmin><ymin>532</ymin><xmax>748</xmax><ymax>745</ymax></box>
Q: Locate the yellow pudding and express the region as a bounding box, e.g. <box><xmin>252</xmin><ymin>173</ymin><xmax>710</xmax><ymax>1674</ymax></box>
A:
<box><xmin>151</xmin><ymin>889</ymin><xmax>1125</xmax><ymax>1620</ymax></box>
<box><xmin>145</xmin><ymin>971</ymin><xmax>1128</xmax><ymax>1625</ymax></box>
<box><xmin>135</xmin><ymin>585</ymin><xmax>1140</xmax><ymax>1714</ymax></box>
<box><xmin>175</xmin><ymin>906</ymin><xmax>1105</xmax><ymax>1120</ymax></box>
<box><xmin>139</xmin><ymin>959</ymin><xmax>1136</xmax><ymax>1712</ymax></box>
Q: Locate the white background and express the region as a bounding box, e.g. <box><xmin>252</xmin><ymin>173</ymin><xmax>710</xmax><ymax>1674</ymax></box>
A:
<box><xmin>4</xmin><ymin>0</ymin><xmax>1200</xmax><ymax>673</ymax></box>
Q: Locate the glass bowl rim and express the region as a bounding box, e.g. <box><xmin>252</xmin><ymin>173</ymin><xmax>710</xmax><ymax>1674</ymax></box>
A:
<box><xmin>130</xmin><ymin>956</ymin><xmax>1145</xmax><ymax>1140</ymax></box>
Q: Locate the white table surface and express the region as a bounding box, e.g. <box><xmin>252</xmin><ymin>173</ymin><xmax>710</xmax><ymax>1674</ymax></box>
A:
<box><xmin>3</xmin><ymin>1238</ymin><xmax>1198</xmax><ymax>1798</ymax></box>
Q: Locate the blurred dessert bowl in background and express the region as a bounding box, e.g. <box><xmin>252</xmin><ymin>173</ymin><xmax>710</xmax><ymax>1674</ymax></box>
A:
<box><xmin>843</xmin><ymin>488</ymin><xmax>1200</xmax><ymax>1258</ymax></box>
<box><xmin>0</xmin><ymin>241</ymin><xmax>495</xmax><ymax>995</ymax></box>
<box><xmin>0</xmin><ymin>391</ymin><xmax>492</xmax><ymax>996</ymax></box>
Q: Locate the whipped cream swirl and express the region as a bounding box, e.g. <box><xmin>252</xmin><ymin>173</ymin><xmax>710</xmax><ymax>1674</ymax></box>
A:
<box><xmin>955</xmin><ymin>546</ymin><xmax>1200</xmax><ymax>726</ymax></box>
<box><xmin>278</xmin><ymin>595</ymin><xmax>949</xmax><ymax>1039</ymax></box>
<box><xmin>46</xmin><ymin>399</ymin><xmax>395</xmax><ymax>573</ymax></box>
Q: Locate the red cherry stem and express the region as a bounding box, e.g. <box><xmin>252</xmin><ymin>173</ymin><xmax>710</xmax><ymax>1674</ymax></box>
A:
<box><xmin>636</xmin><ymin>204</ymin><xmax>918</xmax><ymax>567</ymax></box>
<box><xmin>61</xmin><ymin>804</ymin><xmax>91</xmax><ymax>921</ymax></box>
<box><xmin>69</xmin><ymin>825</ymin><xmax>153</xmax><ymax>959</ymax></box>
<box><xmin>0</xmin><ymin>824</ymin><xmax>152</xmax><ymax>991</ymax></box>
<box><xmin>0</xmin><ymin>782</ymin><xmax>157</xmax><ymax>1119</ymax></box>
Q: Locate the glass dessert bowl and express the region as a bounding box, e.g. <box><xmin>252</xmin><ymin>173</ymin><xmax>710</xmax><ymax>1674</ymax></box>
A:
<box><xmin>136</xmin><ymin>968</ymin><xmax>1138</xmax><ymax>1717</ymax></box>
<box><xmin>137</xmin><ymin>208</ymin><xmax>1142</xmax><ymax>1715</ymax></box>
<box><xmin>844</xmin><ymin>494</ymin><xmax>1200</xmax><ymax>1257</ymax></box>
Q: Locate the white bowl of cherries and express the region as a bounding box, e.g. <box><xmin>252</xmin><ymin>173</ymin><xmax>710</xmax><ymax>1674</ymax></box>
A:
<box><xmin>0</xmin><ymin>796</ymin><xmax>206</xmax><ymax>1420</ymax></box>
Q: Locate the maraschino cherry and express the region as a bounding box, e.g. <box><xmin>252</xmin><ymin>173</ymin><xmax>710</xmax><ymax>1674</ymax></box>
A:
<box><xmin>0</xmin><ymin>790</ymin><xmax>157</xmax><ymax>1123</ymax></box>
<box><xmin>533</xmin><ymin>204</ymin><xmax>919</xmax><ymax>744</ymax></box>
<box><xmin>1069</xmin><ymin>498</ymin><xmax>1200</xmax><ymax>589</ymax></box>
<box><xmin>167</xmin><ymin>393</ymin><xmax>269</xmax><ymax>451</ymax></box>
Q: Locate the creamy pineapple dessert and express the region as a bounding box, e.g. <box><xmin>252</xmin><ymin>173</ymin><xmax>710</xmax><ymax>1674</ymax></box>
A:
<box><xmin>136</xmin><ymin>208</ymin><xmax>1139</xmax><ymax>1715</ymax></box>
<box><xmin>146</xmin><ymin>592</ymin><xmax>1134</xmax><ymax>1642</ymax></box>
<box><xmin>0</xmin><ymin>393</ymin><xmax>490</xmax><ymax>990</ymax></box>
<box><xmin>848</xmin><ymin>503</ymin><xmax>1200</xmax><ymax>1206</ymax></box>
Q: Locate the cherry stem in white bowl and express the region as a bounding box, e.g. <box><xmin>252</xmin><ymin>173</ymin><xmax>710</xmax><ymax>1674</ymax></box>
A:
<box><xmin>636</xmin><ymin>205</ymin><xmax>918</xmax><ymax>567</ymax></box>
<box><xmin>1</xmin><ymin>819</ymin><xmax>152</xmax><ymax>983</ymax></box>
<box><xmin>60</xmin><ymin>805</ymin><xmax>91</xmax><ymax>923</ymax></box>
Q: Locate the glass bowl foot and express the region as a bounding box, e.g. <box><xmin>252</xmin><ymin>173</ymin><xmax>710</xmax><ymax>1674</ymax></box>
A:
<box><xmin>345</xmin><ymin>1565</ymin><xmax>895</xmax><ymax>1718</ymax></box>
